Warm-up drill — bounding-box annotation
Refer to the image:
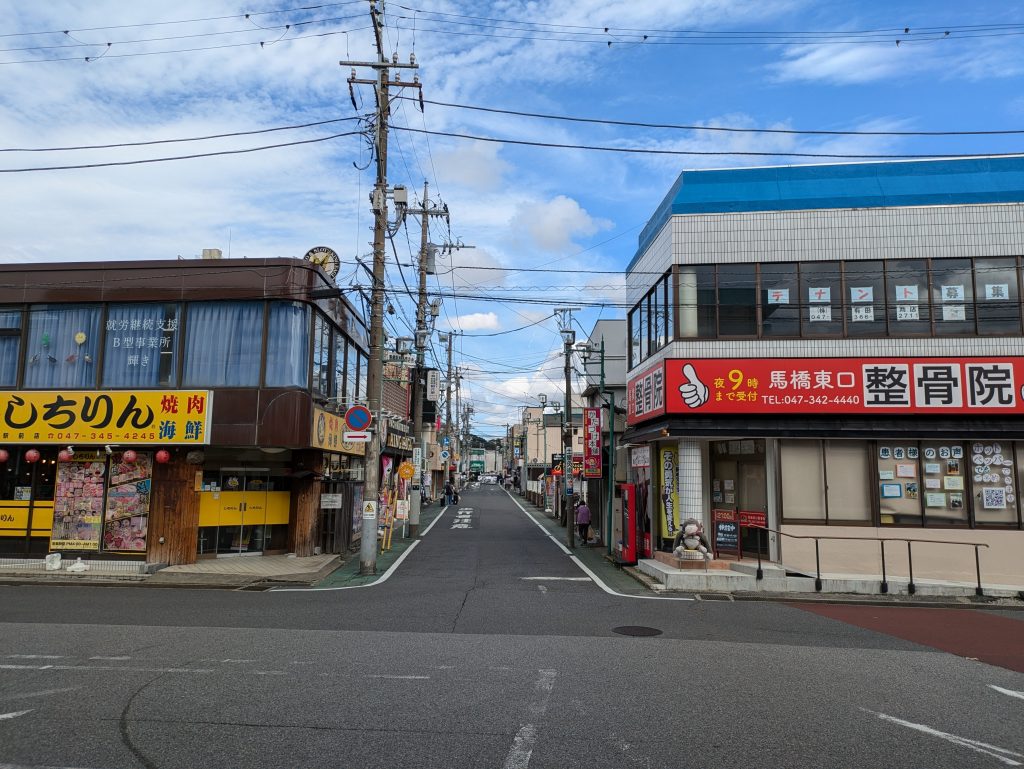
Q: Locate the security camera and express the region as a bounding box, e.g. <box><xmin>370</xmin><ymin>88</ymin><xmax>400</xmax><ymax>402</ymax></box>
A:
<box><xmin>66</xmin><ymin>446</ymin><xmax>74</xmax><ymax>456</ymax></box>
<box><xmin>104</xmin><ymin>445</ymin><xmax>113</xmax><ymax>455</ymax></box>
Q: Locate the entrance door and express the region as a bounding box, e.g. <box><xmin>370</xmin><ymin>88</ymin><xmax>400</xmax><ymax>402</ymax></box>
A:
<box><xmin>711</xmin><ymin>440</ymin><xmax>768</xmax><ymax>557</ymax></box>
<box><xmin>216</xmin><ymin>468</ymin><xmax>269</xmax><ymax>556</ymax></box>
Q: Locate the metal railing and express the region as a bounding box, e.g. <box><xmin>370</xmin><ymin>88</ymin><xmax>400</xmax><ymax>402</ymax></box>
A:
<box><xmin>741</xmin><ymin>524</ymin><xmax>991</xmax><ymax>596</ymax></box>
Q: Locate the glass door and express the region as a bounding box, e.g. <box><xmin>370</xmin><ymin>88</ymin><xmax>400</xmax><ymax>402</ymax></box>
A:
<box><xmin>215</xmin><ymin>468</ymin><xmax>269</xmax><ymax>556</ymax></box>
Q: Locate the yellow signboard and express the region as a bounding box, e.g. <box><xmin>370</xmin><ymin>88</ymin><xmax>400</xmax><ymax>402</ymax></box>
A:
<box><xmin>0</xmin><ymin>390</ymin><xmax>212</xmax><ymax>445</ymax></box>
<box><xmin>198</xmin><ymin>491</ymin><xmax>291</xmax><ymax>527</ymax></box>
<box><xmin>311</xmin><ymin>406</ymin><xmax>366</xmax><ymax>456</ymax></box>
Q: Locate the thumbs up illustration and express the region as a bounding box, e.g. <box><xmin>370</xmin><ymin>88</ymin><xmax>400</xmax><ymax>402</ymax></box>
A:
<box><xmin>679</xmin><ymin>363</ymin><xmax>709</xmax><ymax>409</ymax></box>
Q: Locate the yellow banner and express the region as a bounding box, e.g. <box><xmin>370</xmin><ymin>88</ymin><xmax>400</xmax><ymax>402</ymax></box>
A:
<box><xmin>0</xmin><ymin>390</ymin><xmax>212</xmax><ymax>445</ymax></box>
<box><xmin>312</xmin><ymin>406</ymin><xmax>366</xmax><ymax>456</ymax></box>
<box><xmin>0</xmin><ymin>502</ymin><xmax>54</xmax><ymax>537</ymax></box>
<box><xmin>659</xmin><ymin>447</ymin><xmax>680</xmax><ymax>539</ymax></box>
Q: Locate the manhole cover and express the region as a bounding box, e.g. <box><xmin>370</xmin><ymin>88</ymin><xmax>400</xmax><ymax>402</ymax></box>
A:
<box><xmin>612</xmin><ymin>625</ymin><xmax>663</xmax><ymax>637</ymax></box>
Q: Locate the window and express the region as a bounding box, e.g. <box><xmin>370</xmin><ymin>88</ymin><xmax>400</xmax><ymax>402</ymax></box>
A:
<box><xmin>0</xmin><ymin>309</ymin><xmax>22</xmax><ymax>387</ymax></box>
<box><xmin>678</xmin><ymin>266</ymin><xmax>715</xmax><ymax>338</ymax></box>
<box><xmin>886</xmin><ymin>259</ymin><xmax>931</xmax><ymax>335</ymax></box>
<box><xmin>182</xmin><ymin>302</ymin><xmax>262</xmax><ymax>387</ymax></box>
<box><xmin>649</xmin><ymin>284</ymin><xmax>662</xmax><ymax>352</ymax></box>
<box><xmin>717</xmin><ymin>264</ymin><xmax>756</xmax><ymax>336</ymax></box>
<box><xmin>311</xmin><ymin>313</ymin><xmax>332</xmax><ymax>396</ymax></box>
<box><xmin>918</xmin><ymin>442</ymin><xmax>967</xmax><ymax>525</ymax></box>
<box><xmin>877</xmin><ymin>443</ymin><xmax>923</xmax><ymax>526</ymax></box>
<box><xmin>843</xmin><ymin>261</ymin><xmax>886</xmax><ymax>337</ymax></box>
<box><xmin>628</xmin><ymin>305</ymin><xmax>641</xmax><ymax>369</ymax></box>
<box><xmin>780</xmin><ymin>441</ymin><xmax>825</xmax><ymax>520</ymax></box>
<box><xmin>823</xmin><ymin>441</ymin><xmax>871</xmax><ymax>521</ymax></box>
<box><xmin>760</xmin><ymin>263</ymin><xmax>799</xmax><ymax>337</ymax></box>
<box><xmin>800</xmin><ymin>262</ymin><xmax>844</xmax><ymax>336</ymax></box>
<box><xmin>638</xmin><ymin>299</ymin><xmax>648</xmax><ymax>361</ymax></box>
<box><xmin>357</xmin><ymin>350</ymin><xmax>367</xmax><ymax>400</ymax></box>
<box><xmin>780</xmin><ymin>440</ymin><xmax>871</xmax><ymax>523</ymax></box>
<box><xmin>332</xmin><ymin>333</ymin><xmax>345</xmax><ymax>399</ymax></box>
<box><xmin>346</xmin><ymin>341</ymin><xmax>359</xmax><ymax>404</ymax></box>
<box><xmin>663</xmin><ymin>275</ymin><xmax>675</xmax><ymax>346</ymax></box>
<box><xmin>265</xmin><ymin>301</ymin><xmax>310</xmax><ymax>388</ymax></box>
<box><xmin>102</xmin><ymin>303</ymin><xmax>179</xmax><ymax>388</ymax></box>
<box><xmin>931</xmin><ymin>258</ymin><xmax>975</xmax><ymax>335</ymax></box>
<box><xmin>23</xmin><ymin>305</ymin><xmax>102</xmax><ymax>389</ymax></box>
<box><xmin>974</xmin><ymin>257</ymin><xmax>1021</xmax><ymax>335</ymax></box>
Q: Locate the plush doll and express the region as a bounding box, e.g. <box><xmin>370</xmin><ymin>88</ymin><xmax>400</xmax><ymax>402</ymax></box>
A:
<box><xmin>672</xmin><ymin>517</ymin><xmax>713</xmax><ymax>561</ymax></box>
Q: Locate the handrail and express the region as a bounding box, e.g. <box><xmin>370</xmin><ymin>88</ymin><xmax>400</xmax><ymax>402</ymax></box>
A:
<box><xmin>736</xmin><ymin>524</ymin><xmax>990</xmax><ymax>596</ymax></box>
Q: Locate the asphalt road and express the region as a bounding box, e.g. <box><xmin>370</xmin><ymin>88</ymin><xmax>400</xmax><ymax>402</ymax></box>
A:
<box><xmin>1</xmin><ymin>484</ymin><xmax>1022</xmax><ymax>769</ymax></box>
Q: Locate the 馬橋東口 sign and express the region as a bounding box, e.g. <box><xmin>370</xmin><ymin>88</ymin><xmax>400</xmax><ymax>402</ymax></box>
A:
<box><xmin>627</xmin><ymin>358</ymin><xmax>1024</xmax><ymax>422</ymax></box>
<box><xmin>0</xmin><ymin>391</ymin><xmax>212</xmax><ymax>444</ymax></box>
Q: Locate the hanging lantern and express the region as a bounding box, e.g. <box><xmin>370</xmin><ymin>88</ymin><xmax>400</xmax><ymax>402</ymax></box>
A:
<box><xmin>155</xmin><ymin>449</ymin><xmax>171</xmax><ymax>464</ymax></box>
<box><xmin>25</xmin><ymin>449</ymin><xmax>40</xmax><ymax>463</ymax></box>
<box><xmin>58</xmin><ymin>449</ymin><xmax>72</xmax><ymax>462</ymax></box>
<box><xmin>0</xmin><ymin>449</ymin><xmax>8</xmax><ymax>463</ymax></box>
<box><xmin>122</xmin><ymin>449</ymin><xmax>138</xmax><ymax>464</ymax></box>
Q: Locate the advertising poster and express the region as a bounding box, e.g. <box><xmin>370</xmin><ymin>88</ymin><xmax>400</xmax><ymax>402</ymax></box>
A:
<box><xmin>659</xmin><ymin>447</ymin><xmax>679</xmax><ymax>540</ymax></box>
<box><xmin>103</xmin><ymin>452</ymin><xmax>152</xmax><ymax>553</ymax></box>
<box><xmin>50</xmin><ymin>455</ymin><xmax>106</xmax><ymax>551</ymax></box>
<box><xmin>583</xmin><ymin>407</ymin><xmax>602</xmax><ymax>478</ymax></box>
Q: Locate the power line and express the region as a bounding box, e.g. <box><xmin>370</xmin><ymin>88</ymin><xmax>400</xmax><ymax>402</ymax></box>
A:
<box><xmin>392</xmin><ymin>125</ymin><xmax>1024</xmax><ymax>160</ymax></box>
<box><xmin>0</xmin><ymin>129</ymin><xmax>364</xmax><ymax>173</ymax></box>
<box><xmin>406</xmin><ymin>97</ymin><xmax>1024</xmax><ymax>137</ymax></box>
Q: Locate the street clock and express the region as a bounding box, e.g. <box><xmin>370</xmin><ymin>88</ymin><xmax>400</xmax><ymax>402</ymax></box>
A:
<box><xmin>304</xmin><ymin>246</ymin><xmax>341</xmax><ymax>279</ymax></box>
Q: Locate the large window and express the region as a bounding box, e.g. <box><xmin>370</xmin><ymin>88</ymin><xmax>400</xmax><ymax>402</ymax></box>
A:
<box><xmin>0</xmin><ymin>309</ymin><xmax>22</xmax><ymax>387</ymax></box>
<box><xmin>345</xmin><ymin>341</ymin><xmax>359</xmax><ymax>405</ymax></box>
<box><xmin>931</xmin><ymin>258</ymin><xmax>975</xmax><ymax>336</ymax></box>
<box><xmin>102</xmin><ymin>303</ymin><xmax>179</xmax><ymax>388</ymax></box>
<box><xmin>975</xmin><ymin>257</ymin><xmax>1021</xmax><ymax>335</ymax></box>
<box><xmin>843</xmin><ymin>260</ymin><xmax>887</xmax><ymax>337</ymax></box>
<box><xmin>182</xmin><ymin>302</ymin><xmax>263</xmax><ymax>387</ymax></box>
<box><xmin>780</xmin><ymin>440</ymin><xmax>871</xmax><ymax>523</ymax></box>
<box><xmin>717</xmin><ymin>264</ymin><xmax>757</xmax><ymax>336</ymax></box>
<box><xmin>23</xmin><ymin>305</ymin><xmax>102</xmax><ymax>389</ymax></box>
<box><xmin>265</xmin><ymin>301</ymin><xmax>310</xmax><ymax>388</ymax></box>
<box><xmin>800</xmin><ymin>261</ymin><xmax>844</xmax><ymax>337</ymax></box>
<box><xmin>760</xmin><ymin>263</ymin><xmax>799</xmax><ymax>337</ymax></box>
<box><xmin>311</xmin><ymin>313</ymin><xmax>331</xmax><ymax>396</ymax></box>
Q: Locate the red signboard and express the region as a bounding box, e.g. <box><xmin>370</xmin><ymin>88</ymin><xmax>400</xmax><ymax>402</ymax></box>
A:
<box><xmin>626</xmin><ymin>361</ymin><xmax>666</xmax><ymax>425</ymax></box>
<box><xmin>738</xmin><ymin>510</ymin><xmax>767</xmax><ymax>528</ymax></box>
<box><xmin>627</xmin><ymin>358</ymin><xmax>1024</xmax><ymax>421</ymax></box>
<box><xmin>583</xmin><ymin>407</ymin><xmax>602</xmax><ymax>478</ymax></box>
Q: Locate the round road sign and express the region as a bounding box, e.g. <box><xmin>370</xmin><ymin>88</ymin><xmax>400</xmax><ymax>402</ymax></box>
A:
<box><xmin>440</xmin><ymin>449</ymin><xmax>450</xmax><ymax>461</ymax></box>
<box><xmin>345</xmin><ymin>405</ymin><xmax>372</xmax><ymax>431</ymax></box>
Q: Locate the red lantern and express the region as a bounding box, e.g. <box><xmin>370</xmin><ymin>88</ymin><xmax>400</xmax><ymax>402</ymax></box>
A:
<box><xmin>0</xmin><ymin>449</ymin><xmax>8</xmax><ymax>463</ymax></box>
<box><xmin>58</xmin><ymin>449</ymin><xmax>72</xmax><ymax>462</ymax></box>
<box><xmin>122</xmin><ymin>449</ymin><xmax>138</xmax><ymax>464</ymax></box>
<box><xmin>155</xmin><ymin>449</ymin><xmax>171</xmax><ymax>464</ymax></box>
<box><xmin>25</xmin><ymin>449</ymin><xmax>40</xmax><ymax>463</ymax></box>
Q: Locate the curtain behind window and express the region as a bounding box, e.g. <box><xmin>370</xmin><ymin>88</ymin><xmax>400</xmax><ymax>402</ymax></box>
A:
<box><xmin>265</xmin><ymin>302</ymin><xmax>309</xmax><ymax>388</ymax></box>
<box><xmin>0</xmin><ymin>310</ymin><xmax>22</xmax><ymax>387</ymax></box>
<box><xmin>23</xmin><ymin>305</ymin><xmax>101</xmax><ymax>389</ymax></box>
<box><xmin>102</xmin><ymin>303</ymin><xmax>179</xmax><ymax>388</ymax></box>
<box><xmin>183</xmin><ymin>302</ymin><xmax>263</xmax><ymax>387</ymax></box>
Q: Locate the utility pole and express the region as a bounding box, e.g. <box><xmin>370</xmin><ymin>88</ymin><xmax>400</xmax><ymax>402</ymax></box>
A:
<box><xmin>343</xmin><ymin>0</ymin><xmax>421</xmax><ymax>575</ymax></box>
<box><xmin>407</xmin><ymin>181</ymin><xmax>448</xmax><ymax>537</ymax></box>
<box><xmin>440</xmin><ymin>331</ymin><xmax>454</xmax><ymax>486</ymax></box>
<box><xmin>455</xmin><ymin>368</ymin><xmax>462</xmax><ymax>484</ymax></box>
<box><xmin>556</xmin><ymin>307</ymin><xmax>581</xmax><ymax>548</ymax></box>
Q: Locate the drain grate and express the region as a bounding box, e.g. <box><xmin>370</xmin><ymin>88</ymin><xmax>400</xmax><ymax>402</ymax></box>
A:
<box><xmin>612</xmin><ymin>625</ymin><xmax>663</xmax><ymax>637</ymax></box>
<box><xmin>696</xmin><ymin>593</ymin><xmax>732</xmax><ymax>601</ymax></box>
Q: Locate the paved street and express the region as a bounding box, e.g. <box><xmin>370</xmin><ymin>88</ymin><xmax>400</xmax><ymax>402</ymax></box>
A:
<box><xmin>1</xmin><ymin>484</ymin><xmax>1022</xmax><ymax>769</ymax></box>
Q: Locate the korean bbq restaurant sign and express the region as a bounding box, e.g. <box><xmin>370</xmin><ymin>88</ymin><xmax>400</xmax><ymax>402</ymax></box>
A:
<box><xmin>627</xmin><ymin>358</ymin><xmax>1024</xmax><ymax>423</ymax></box>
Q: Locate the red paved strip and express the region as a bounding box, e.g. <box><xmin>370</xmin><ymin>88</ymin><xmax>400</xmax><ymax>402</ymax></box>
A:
<box><xmin>793</xmin><ymin>604</ymin><xmax>1024</xmax><ymax>673</ymax></box>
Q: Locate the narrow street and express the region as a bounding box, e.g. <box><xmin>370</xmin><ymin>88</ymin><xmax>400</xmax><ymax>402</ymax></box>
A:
<box><xmin>1</xmin><ymin>485</ymin><xmax>1021</xmax><ymax>769</ymax></box>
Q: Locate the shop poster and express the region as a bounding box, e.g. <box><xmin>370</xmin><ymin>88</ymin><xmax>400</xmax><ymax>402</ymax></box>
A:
<box><xmin>50</xmin><ymin>455</ymin><xmax>106</xmax><ymax>551</ymax></box>
<box><xmin>659</xmin><ymin>447</ymin><xmax>679</xmax><ymax>539</ymax></box>
<box><xmin>103</xmin><ymin>452</ymin><xmax>152</xmax><ymax>553</ymax></box>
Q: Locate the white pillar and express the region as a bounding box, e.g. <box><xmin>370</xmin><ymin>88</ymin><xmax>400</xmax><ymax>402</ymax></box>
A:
<box><xmin>677</xmin><ymin>438</ymin><xmax>704</xmax><ymax>525</ymax></box>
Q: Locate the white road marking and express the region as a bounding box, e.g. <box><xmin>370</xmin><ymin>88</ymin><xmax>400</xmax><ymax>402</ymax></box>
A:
<box><xmin>365</xmin><ymin>675</ymin><xmax>430</xmax><ymax>680</ymax></box>
<box><xmin>252</xmin><ymin>671</ymin><xmax>286</xmax><ymax>676</ymax></box>
<box><xmin>0</xmin><ymin>764</ymin><xmax>111</xmax><ymax>769</ymax></box>
<box><xmin>0</xmin><ymin>687</ymin><xmax>78</xmax><ymax>701</ymax></box>
<box><xmin>0</xmin><ymin>710</ymin><xmax>32</xmax><ymax>720</ymax></box>
<box><xmin>504</xmin><ymin>490</ymin><xmax>694</xmax><ymax>602</ymax></box>
<box><xmin>503</xmin><ymin>669</ymin><xmax>557</xmax><ymax>769</ymax></box>
<box><xmin>864</xmin><ymin>709</ymin><xmax>1024</xmax><ymax>766</ymax></box>
<box><xmin>537</xmin><ymin>585</ymin><xmax>548</xmax><ymax>595</ymax></box>
<box><xmin>990</xmin><ymin>685</ymin><xmax>1024</xmax><ymax>701</ymax></box>
<box><xmin>0</xmin><ymin>664</ymin><xmax>213</xmax><ymax>674</ymax></box>
<box><xmin>522</xmin><ymin>577</ymin><xmax>590</xmax><ymax>581</ymax></box>
<box><xmin>89</xmin><ymin>656</ymin><xmax>129</xmax><ymax>661</ymax></box>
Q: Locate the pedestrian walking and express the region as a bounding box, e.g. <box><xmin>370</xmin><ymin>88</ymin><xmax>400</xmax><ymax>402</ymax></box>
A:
<box><xmin>444</xmin><ymin>481</ymin><xmax>454</xmax><ymax>506</ymax></box>
<box><xmin>575</xmin><ymin>499</ymin><xmax>591</xmax><ymax>545</ymax></box>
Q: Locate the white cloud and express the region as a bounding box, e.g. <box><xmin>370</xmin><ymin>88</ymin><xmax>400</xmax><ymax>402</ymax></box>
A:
<box><xmin>432</xmin><ymin>141</ymin><xmax>510</xmax><ymax>192</ymax></box>
<box><xmin>510</xmin><ymin>195</ymin><xmax>612</xmax><ymax>253</ymax></box>
<box><xmin>769</xmin><ymin>43</ymin><xmax>928</xmax><ymax>85</ymax></box>
<box><xmin>447</xmin><ymin>312</ymin><xmax>499</xmax><ymax>331</ymax></box>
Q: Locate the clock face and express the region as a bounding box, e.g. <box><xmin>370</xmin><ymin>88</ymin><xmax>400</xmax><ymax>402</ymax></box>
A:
<box><xmin>304</xmin><ymin>246</ymin><xmax>340</xmax><ymax>279</ymax></box>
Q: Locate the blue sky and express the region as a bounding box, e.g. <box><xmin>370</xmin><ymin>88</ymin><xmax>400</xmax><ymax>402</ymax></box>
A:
<box><xmin>1</xmin><ymin>1</ymin><xmax>1023</xmax><ymax>436</ymax></box>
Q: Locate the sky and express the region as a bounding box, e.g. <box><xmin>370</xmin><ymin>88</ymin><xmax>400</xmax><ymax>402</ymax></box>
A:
<box><xmin>2</xmin><ymin>0</ymin><xmax>1024</xmax><ymax>437</ymax></box>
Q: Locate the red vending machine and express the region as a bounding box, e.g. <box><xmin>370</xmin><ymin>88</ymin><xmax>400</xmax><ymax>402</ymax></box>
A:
<box><xmin>616</xmin><ymin>483</ymin><xmax>638</xmax><ymax>566</ymax></box>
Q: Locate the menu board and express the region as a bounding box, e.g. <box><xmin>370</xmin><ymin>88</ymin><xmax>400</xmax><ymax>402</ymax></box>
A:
<box><xmin>103</xmin><ymin>452</ymin><xmax>152</xmax><ymax>553</ymax></box>
<box><xmin>50</xmin><ymin>456</ymin><xmax>106</xmax><ymax>551</ymax></box>
<box><xmin>713</xmin><ymin>509</ymin><xmax>739</xmax><ymax>555</ymax></box>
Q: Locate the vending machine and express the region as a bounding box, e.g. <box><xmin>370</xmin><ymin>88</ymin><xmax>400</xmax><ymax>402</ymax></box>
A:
<box><xmin>616</xmin><ymin>482</ymin><xmax>638</xmax><ymax>566</ymax></box>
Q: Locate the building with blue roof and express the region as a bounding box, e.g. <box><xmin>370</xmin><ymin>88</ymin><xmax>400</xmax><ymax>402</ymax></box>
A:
<box><xmin>618</xmin><ymin>155</ymin><xmax>1024</xmax><ymax>592</ymax></box>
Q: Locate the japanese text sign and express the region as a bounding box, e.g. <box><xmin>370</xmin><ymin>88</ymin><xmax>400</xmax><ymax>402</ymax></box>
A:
<box><xmin>313</xmin><ymin>406</ymin><xmax>366</xmax><ymax>456</ymax></box>
<box><xmin>0</xmin><ymin>390</ymin><xmax>212</xmax><ymax>444</ymax></box>
<box><xmin>639</xmin><ymin>358</ymin><xmax>1024</xmax><ymax>417</ymax></box>
<box><xmin>626</xmin><ymin>362</ymin><xmax>666</xmax><ymax>425</ymax></box>
<box><xmin>583</xmin><ymin>407</ymin><xmax>602</xmax><ymax>478</ymax></box>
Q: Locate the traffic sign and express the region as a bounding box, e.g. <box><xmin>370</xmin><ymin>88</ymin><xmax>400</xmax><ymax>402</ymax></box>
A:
<box><xmin>398</xmin><ymin>461</ymin><xmax>415</xmax><ymax>480</ymax></box>
<box><xmin>362</xmin><ymin>501</ymin><xmax>378</xmax><ymax>519</ymax></box>
<box><xmin>440</xmin><ymin>449</ymin><xmax>450</xmax><ymax>460</ymax></box>
<box><xmin>344</xmin><ymin>431</ymin><xmax>371</xmax><ymax>442</ymax></box>
<box><xmin>344</xmin><ymin>405</ymin><xmax>372</xmax><ymax>431</ymax></box>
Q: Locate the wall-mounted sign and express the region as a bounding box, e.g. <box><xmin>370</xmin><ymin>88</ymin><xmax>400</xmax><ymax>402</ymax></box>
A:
<box><xmin>628</xmin><ymin>358</ymin><xmax>1024</xmax><ymax>422</ymax></box>
<box><xmin>583</xmin><ymin>407</ymin><xmax>602</xmax><ymax>478</ymax></box>
<box><xmin>630</xmin><ymin>446</ymin><xmax>651</xmax><ymax>468</ymax></box>
<box><xmin>425</xmin><ymin>369</ymin><xmax>440</xmax><ymax>402</ymax></box>
<box><xmin>0</xmin><ymin>390</ymin><xmax>211</xmax><ymax>444</ymax></box>
<box><xmin>312</xmin><ymin>406</ymin><xmax>366</xmax><ymax>456</ymax></box>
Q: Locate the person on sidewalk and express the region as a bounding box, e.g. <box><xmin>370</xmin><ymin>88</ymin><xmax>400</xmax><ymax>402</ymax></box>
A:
<box><xmin>444</xmin><ymin>481</ymin><xmax>454</xmax><ymax>506</ymax></box>
<box><xmin>575</xmin><ymin>499</ymin><xmax>591</xmax><ymax>546</ymax></box>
